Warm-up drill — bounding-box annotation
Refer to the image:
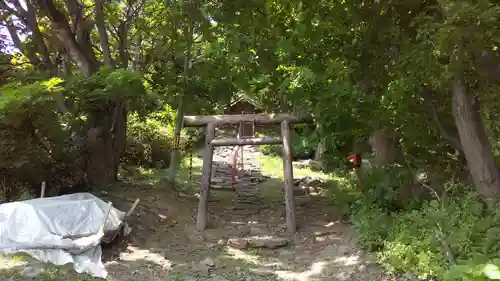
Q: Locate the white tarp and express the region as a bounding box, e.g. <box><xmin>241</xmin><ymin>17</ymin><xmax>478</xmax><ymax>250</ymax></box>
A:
<box><xmin>0</xmin><ymin>193</ymin><xmax>125</xmax><ymax>279</ymax></box>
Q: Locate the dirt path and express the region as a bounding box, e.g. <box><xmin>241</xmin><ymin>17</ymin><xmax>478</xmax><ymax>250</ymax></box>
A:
<box><xmin>0</xmin><ymin>141</ymin><xmax>398</xmax><ymax>281</ymax></box>
<box><xmin>99</xmin><ymin>142</ymin><xmax>396</xmax><ymax>281</ymax></box>
<box><xmin>103</xmin><ymin>186</ymin><xmax>394</xmax><ymax>281</ymax></box>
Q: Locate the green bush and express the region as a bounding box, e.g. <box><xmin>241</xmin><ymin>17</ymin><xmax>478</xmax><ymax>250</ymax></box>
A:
<box><xmin>0</xmin><ymin>78</ymin><xmax>86</xmax><ymax>200</ymax></box>
<box><xmin>260</xmin><ymin>129</ymin><xmax>318</xmax><ymax>159</ymax></box>
<box><xmin>123</xmin><ymin>106</ymin><xmax>192</xmax><ymax>168</ymax></box>
<box><xmin>332</xmin><ymin>167</ymin><xmax>500</xmax><ymax>281</ymax></box>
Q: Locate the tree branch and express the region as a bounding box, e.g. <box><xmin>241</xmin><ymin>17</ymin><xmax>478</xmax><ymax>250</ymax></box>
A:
<box><xmin>39</xmin><ymin>0</ymin><xmax>95</xmax><ymax>76</ymax></box>
<box><xmin>94</xmin><ymin>0</ymin><xmax>112</xmax><ymax>66</ymax></box>
<box><xmin>0</xmin><ymin>0</ymin><xmax>21</xmax><ymax>17</ymax></box>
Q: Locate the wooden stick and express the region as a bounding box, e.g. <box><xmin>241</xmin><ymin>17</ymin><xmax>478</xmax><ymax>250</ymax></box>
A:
<box><xmin>126</xmin><ymin>199</ymin><xmax>140</xmax><ymax>217</ymax></box>
<box><xmin>40</xmin><ymin>182</ymin><xmax>46</xmax><ymax>198</ymax></box>
<box><xmin>107</xmin><ymin>198</ymin><xmax>140</xmax><ymax>242</ymax></box>
<box><xmin>281</xmin><ymin>120</ymin><xmax>297</xmax><ymax>233</ymax></box>
<box><xmin>196</xmin><ymin>123</ymin><xmax>216</xmax><ymax>231</ymax></box>
<box><xmin>99</xmin><ymin>202</ymin><xmax>113</xmax><ymax>233</ymax></box>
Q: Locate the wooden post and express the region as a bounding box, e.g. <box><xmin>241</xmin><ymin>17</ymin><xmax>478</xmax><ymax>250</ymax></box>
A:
<box><xmin>240</xmin><ymin>145</ymin><xmax>244</xmax><ymax>170</ymax></box>
<box><xmin>166</xmin><ymin>106</ymin><xmax>184</xmax><ymax>185</ymax></box>
<box><xmin>238</xmin><ymin>121</ymin><xmax>244</xmax><ymax>171</ymax></box>
<box><xmin>196</xmin><ymin>122</ymin><xmax>216</xmax><ymax>231</ymax></box>
<box><xmin>280</xmin><ymin>120</ymin><xmax>297</xmax><ymax>233</ymax></box>
<box><xmin>40</xmin><ymin>182</ymin><xmax>46</xmax><ymax>198</ymax></box>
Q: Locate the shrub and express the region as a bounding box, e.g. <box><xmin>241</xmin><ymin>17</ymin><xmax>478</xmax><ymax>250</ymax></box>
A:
<box><xmin>123</xmin><ymin>106</ymin><xmax>192</xmax><ymax>168</ymax></box>
<box><xmin>331</xmin><ymin>166</ymin><xmax>500</xmax><ymax>281</ymax></box>
<box><xmin>260</xmin><ymin>129</ymin><xmax>318</xmax><ymax>160</ymax></box>
<box><xmin>0</xmin><ymin>69</ymin><xmax>154</xmax><ymax>200</ymax></box>
<box><xmin>0</xmin><ymin>78</ymin><xmax>86</xmax><ymax>200</ymax></box>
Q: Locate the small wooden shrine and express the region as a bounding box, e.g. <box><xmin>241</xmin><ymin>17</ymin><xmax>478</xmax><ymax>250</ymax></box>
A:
<box><xmin>224</xmin><ymin>96</ymin><xmax>264</xmax><ymax>138</ymax></box>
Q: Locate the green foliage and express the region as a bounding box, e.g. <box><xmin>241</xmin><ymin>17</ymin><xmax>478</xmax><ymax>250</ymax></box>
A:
<box><xmin>0</xmin><ymin>67</ymin><xmax>157</xmax><ymax>199</ymax></box>
<box><xmin>123</xmin><ymin>106</ymin><xmax>191</xmax><ymax>168</ymax></box>
<box><xmin>332</xmin><ymin>171</ymin><xmax>500</xmax><ymax>281</ymax></box>
<box><xmin>0</xmin><ymin>78</ymin><xmax>79</xmax><ymax>199</ymax></box>
<box><xmin>2</xmin><ymin>1</ymin><xmax>500</xmax><ymax>280</ymax></box>
<box><xmin>260</xmin><ymin>125</ymin><xmax>318</xmax><ymax>159</ymax></box>
<box><xmin>65</xmin><ymin>68</ymin><xmax>155</xmax><ymax>116</ymax></box>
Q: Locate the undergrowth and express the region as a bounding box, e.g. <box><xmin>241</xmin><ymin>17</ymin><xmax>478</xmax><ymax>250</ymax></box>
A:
<box><xmin>329</xmin><ymin>165</ymin><xmax>500</xmax><ymax>281</ymax></box>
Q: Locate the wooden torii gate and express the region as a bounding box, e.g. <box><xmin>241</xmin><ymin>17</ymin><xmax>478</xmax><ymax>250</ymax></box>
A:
<box><xmin>183</xmin><ymin>113</ymin><xmax>311</xmax><ymax>233</ymax></box>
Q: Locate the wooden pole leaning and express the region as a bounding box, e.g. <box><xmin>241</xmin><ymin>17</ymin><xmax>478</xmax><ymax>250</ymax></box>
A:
<box><xmin>196</xmin><ymin>122</ymin><xmax>216</xmax><ymax>231</ymax></box>
<box><xmin>280</xmin><ymin>120</ymin><xmax>297</xmax><ymax>233</ymax></box>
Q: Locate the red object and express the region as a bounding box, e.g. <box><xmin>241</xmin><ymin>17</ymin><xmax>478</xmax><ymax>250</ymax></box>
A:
<box><xmin>347</xmin><ymin>154</ymin><xmax>362</xmax><ymax>168</ymax></box>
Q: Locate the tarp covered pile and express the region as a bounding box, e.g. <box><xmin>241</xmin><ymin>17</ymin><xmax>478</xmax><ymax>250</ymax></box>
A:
<box><xmin>0</xmin><ymin>193</ymin><xmax>125</xmax><ymax>278</ymax></box>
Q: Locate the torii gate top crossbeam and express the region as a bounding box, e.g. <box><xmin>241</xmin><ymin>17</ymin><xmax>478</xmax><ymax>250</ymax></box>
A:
<box><xmin>183</xmin><ymin>113</ymin><xmax>312</xmax><ymax>127</ymax></box>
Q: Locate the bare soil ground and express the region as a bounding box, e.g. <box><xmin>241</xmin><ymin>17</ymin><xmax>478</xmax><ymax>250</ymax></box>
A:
<box><xmin>0</xmin><ymin>150</ymin><xmax>400</xmax><ymax>281</ymax></box>
<box><xmin>98</xmin><ymin>183</ymin><xmax>396</xmax><ymax>281</ymax></box>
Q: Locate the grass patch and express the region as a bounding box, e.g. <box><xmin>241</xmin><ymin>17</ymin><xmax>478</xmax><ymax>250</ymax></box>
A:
<box><xmin>258</xmin><ymin>154</ymin><xmax>330</xmax><ymax>180</ymax></box>
<box><xmin>117</xmin><ymin>152</ymin><xmax>203</xmax><ymax>192</ymax></box>
<box><xmin>118</xmin><ymin>165</ymin><xmax>164</xmax><ymax>185</ymax></box>
<box><xmin>177</xmin><ymin>154</ymin><xmax>234</xmax><ymax>202</ymax></box>
<box><xmin>0</xmin><ymin>254</ymin><xmax>102</xmax><ymax>281</ymax></box>
<box><xmin>257</xmin><ymin>154</ymin><xmax>338</xmax><ymax>203</ymax></box>
<box><xmin>176</xmin><ymin>153</ymin><xmax>203</xmax><ymax>192</ymax></box>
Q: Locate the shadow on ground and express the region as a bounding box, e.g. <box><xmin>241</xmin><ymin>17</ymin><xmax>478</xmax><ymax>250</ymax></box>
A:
<box><xmin>0</xmin><ymin>156</ymin><xmax>396</xmax><ymax>281</ymax></box>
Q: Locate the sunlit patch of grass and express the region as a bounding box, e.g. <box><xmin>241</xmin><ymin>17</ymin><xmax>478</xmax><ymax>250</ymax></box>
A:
<box><xmin>257</xmin><ymin>154</ymin><xmax>358</xmax><ymax>207</ymax></box>
<box><xmin>258</xmin><ymin>154</ymin><xmax>333</xmax><ymax>180</ymax></box>
<box><xmin>118</xmin><ymin>166</ymin><xmax>163</xmax><ymax>185</ymax></box>
<box><xmin>175</xmin><ymin>154</ymin><xmax>203</xmax><ymax>194</ymax></box>
<box><xmin>0</xmin><ymin>254</ymin><xmax>103</xmax><ymax>281</ymax></box>
<box><xmin>259</xmin><ymin>155</ymin><xmax>330</xmax><ymax>179</ymax></box>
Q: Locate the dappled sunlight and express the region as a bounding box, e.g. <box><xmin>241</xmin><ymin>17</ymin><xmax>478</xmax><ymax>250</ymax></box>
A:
<box><xmin>0</xmin><ymin>255</ymin><xmax>29</xmax><ymax>270</ymax></box>
<box><xmin>258</xmin><ymin>154</ymin><xmax>349</xmax><ymax>183</ymax></box>
<box><xmin>108</xmin><ymin>245</ymin><xmax>172</xmax><ymax>270</ymax></box>
<box><xmin>117</xmin><ymin>166</ymin><xmax>165</xmax><ymax>186</ymax></box>
<box><xmin>333</xmin><ymin>254</ymin><xmax>361</xmax><ymax>266</ymax></box>
<box><xmin>224</xmin><ymin>247</ymin><xmax>261</xmax><ymax>265</ymax></box>
<box><xmin>272</xmin><ymin>261</ymin><xmax>328</xmax><ymax>281</ymax></box>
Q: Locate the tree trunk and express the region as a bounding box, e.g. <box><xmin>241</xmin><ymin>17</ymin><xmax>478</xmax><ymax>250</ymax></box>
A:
<box><xmin>314</xmin><ymin>140</ymin><xmax>325</xmax><ymax>161</ymax></box>
<box><xmin>451</xmin><ymin>77</ymin><xmax>500</xmax><ymax>200</ymax></box>
<box><xmin>5</xmin><ymin>18</ymin><xmax>40</xmax><ymax>66</ymax></box>
<box><xmin>368</xmin><ymin>129</ymin><xmax>405</xmax><ymax>167</ymax></box>
<box><xmin>118</xmin><ymin>21</ymin><xmax>130</xmax><ymax>68</ymax></box>
<box><xmin>166</xmin><ymin>8</ymin><xmax>195</xmax><ymax>184</ymax></box>
<box><xmin>39</xmin><ymin>0</ymin><xmax>125</xmax><ymax>187</ymax></box>
<box><xmin>368</xmin><ymin>128</ymin><xmax>423</xmax><ymax>209</ymax></box>
<box><xmin>85</xmin><ymin>103</ymin><xmax>127</xmax><ymax>186</ymax></box>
